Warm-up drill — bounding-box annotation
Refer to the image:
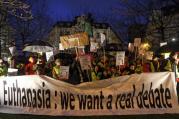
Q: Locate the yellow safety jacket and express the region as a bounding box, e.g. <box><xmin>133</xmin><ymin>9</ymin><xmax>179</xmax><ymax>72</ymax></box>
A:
<box><xmin>52</xmin><ymin>66</ymin><xmax>61</xmax><ymax>79</ymax></box>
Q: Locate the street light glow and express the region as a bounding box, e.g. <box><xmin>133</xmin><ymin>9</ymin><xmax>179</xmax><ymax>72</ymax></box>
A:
<box><xmin>172</xmin><ymin>38</ymin><xmax>176</xmax><ymax>42</ymax></box>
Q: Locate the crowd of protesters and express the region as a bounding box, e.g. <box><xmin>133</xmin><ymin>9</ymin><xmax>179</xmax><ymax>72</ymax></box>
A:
<box><xmin>0</xmin><ymin>51</ymin><xmax>178</xmax><ymax>85</ymax></box>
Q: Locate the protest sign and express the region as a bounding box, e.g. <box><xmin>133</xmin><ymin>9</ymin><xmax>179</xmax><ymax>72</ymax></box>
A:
<box><xmin>46</xmin><ymin>51</ymin><xmax>54</xmax><ymax>62</ymax></box>
<box><xmin>90</xmin><ymin>42</ymin><xmax>99</xmax><ymax>52</ymax></box>
<box><xmin>60</xmin><ymin>32</ymin><xmax>89</xmax><ymax>49</ymax></box>
<box><xmin>9</xmin><ymin>46</ymin><xmax>16</xmax><ymax>56</ymax></box>
<box><xmin>116</xmin><ymin>51</ymin><xmax>125</xmax><ymax>66</ymax></box>
<box><xmin>79</xmin><ymin>55</ymin><xmax>91</xmax><ymax>70</ymax></box>
<box><xmin>134</xmin><ymin>38</ymin><xmax>141</xmax><ymax>47</ymax></box>
<box><xmin>128</xmin><ymin>43</ymin><xmax>134</xmax><ymax>52</ymax></box>
<box><xmin>59</xmin><ymin>43</ymin><xmax>64</xmax><ymax>50</ymax></box>
<box><xmin>60</xmin><ymin>66</ymin><xmax>69</xmax><ymax>79</ymax></box>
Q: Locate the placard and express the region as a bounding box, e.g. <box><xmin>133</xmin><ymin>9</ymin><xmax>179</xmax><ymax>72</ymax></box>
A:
<box><xmin>79</xmin><ymin>55</ymin><xmax>91</xmax><ymax>70</ymax></box>
<box><xmin>116</xmin><ymin>51</ymin><xmax>125</xmax><ymax>66</ymax></box>
<box><xmin>60</xmin><ymin>32</ymin><xmax>89</xmax><ymax>49</ymax></box>
<box><xmin>134</xmin><ymin>38</ymin><xmax>141</xmax><ymax>47</ymax></box>
<box><xmin>60</xmin><ymin>66</ymin><xmax>69</xmax><ymax>80</ymax></box>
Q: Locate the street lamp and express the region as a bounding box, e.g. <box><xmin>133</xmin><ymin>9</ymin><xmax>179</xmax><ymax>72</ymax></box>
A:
<box><xmin>172</xmin><ymin>38</ymin><xmax>176</xmax><ymax>42</ymax></box>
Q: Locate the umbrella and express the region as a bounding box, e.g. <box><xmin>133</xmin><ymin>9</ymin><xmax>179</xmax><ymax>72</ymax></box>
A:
<box><xmin>157</xmin><ymin>41</ymin><xmax>179</xmax><ymax>53</ymax></box>
<box><xmin>23</xmin><ymin>40</ymin><xmax>53</xmax><ymax>53</ymax></box>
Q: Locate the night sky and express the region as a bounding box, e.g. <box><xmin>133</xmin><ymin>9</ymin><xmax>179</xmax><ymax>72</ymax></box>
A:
<box><xmin>29</xmin><ymin>0</ymin><xmax>144</xmax><ymax>41</ymax></box>
<box><xmin>45</xmin><ymin>0</ymin><xmax>121</xmax><ymax>22</ymax></box>
<box><xmin>39</xmin><ymin>0</ymin><xmax>128</xmax><ymax>40</ymax></box>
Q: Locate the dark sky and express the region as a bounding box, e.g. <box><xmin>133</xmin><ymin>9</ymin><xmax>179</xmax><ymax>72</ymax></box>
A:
<box><xmin>45</xmin><ymin>0</ymin><xmax>121</xmax><ymax>22</ymax></box>
<box><xmin>30</xmin><ymin>0</ymin><xmax>148</xmax><ymax>42</ymax></box>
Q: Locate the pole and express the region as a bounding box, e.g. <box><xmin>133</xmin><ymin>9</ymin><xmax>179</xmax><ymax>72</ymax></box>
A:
<box><xmin>103</xmin><ymin>46</ymin><xmax>106</xmax><ymax>66</ymax></box>
<box><xmin>75</xmin><ymin>47</ymin><xmax>84</xmax><ymax>83</ymax></box>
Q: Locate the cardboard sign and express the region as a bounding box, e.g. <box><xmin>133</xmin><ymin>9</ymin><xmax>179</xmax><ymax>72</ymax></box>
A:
<box><xmin>59</xmin><ymin>43</ymin><xmax>64</xmax><ymax>50</ymax></box>
<box><xmin>134</xmin><ymin>38</ymin><xmax>141</xmax><ymax>47</ymax></box>
<box><xmin>100</xmin><ymin>33</ymin><xmax>106</xmax><ymax>45</ymax></box>
<box><xmin>116</xmin><ymin>51</ymin><xmax>125</xmax><ymax>66</ymax></box>
<box><xmin>60</xmin><ymin>32</ymin><xmax>89</xmax><ymax>49</ymax></box>
<box><xmin>79</xmin><ymin>55</ymin><xmax>91</xmax><ymax>70</ymax></box>
<box><xmin>60</xmin><ymin>66</ymin><xmax>69</xmax><ymax>79</ymax></box>
<box><xmin>90</xmin><ymin>42</ymin><xmax>99</xmax><ymax>52</ymax></box>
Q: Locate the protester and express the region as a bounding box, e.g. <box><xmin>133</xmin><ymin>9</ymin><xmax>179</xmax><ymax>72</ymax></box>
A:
<box><xmin>158</xmin><ymin>54</ymin><xmax>168</xmax><ymax>72</ymax></box>
<box><xmin>91</xmin><ymin>65</ymin><xmax>102</xmax><ymax>81</ymax></box>
<box><xmin>52</xmin><ymin>59</ymin><xmax>68</xmax><ymax>81</ymax></box>
<box><xmin>152</xmin><ymin>56</ymin><xmax>160</xmax><ymax>72</ymax></box>
<box><xmin>69</xmin><ymin>56</ymin><xmax>82</xmax><ymax>84</ymax></box>
<box><xmin>0</xmin><ymin>59</ymin><xmax>8</xmax><ymax>76</ymax></box>
<box><xmin>52</xmin><ymin>59</ymin><xmax>62</xmax><ymax>80</ymax></box>
<box><xmin>168</xmin><ymin>52</ymin><xmax>179</xmax><ymax>79</ymax></box>
<box><xmin>16</xmin><ymin>63</ymin><xmax>25</xmax><ymax>75</ymax></box>
<box><xmin>102</xmin><ymin>70</ymin><xmax>110</xmax><ymax>79</ymax></box>
<box><xmin>135</xmin><ymin>59</ymin><xmax>143</xmax><ymax>74</ymax></box>
<box><xmin>128</xmin><ymin>63</ymin><xmax>135</xmax><ymax>75</ymax></box>
<box><xmin>36</xmin><ymin>57</ymin><xmax>46</xmax><ymax>75</ymax></box>
<box><xmin>111</xmin><ymin>66</ymin><xmax>120</xmax><ymax>78</ymax></box>
<box><xmin>25</xmin><ymin>56</ymin><xmax>36</xmax><ymax>75</ymax></box>
<box><xmin>1</xmin><ymin>45</ymin><xmax>178</xmax><ymax>85</ymax></box>
<box><xmin>142</xmin><ymin>59</ymin><xmax>155</xmax><ymax>72</ymax></box>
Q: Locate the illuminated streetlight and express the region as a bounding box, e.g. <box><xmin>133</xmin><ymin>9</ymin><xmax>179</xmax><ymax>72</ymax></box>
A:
<box><xmin>172</xmin><ymin>38</ymin><xmax>176</xmax><ymax>42</ymax></box>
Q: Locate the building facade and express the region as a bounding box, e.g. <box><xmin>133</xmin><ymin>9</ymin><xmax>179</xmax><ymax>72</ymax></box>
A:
<box><xmin>48</xmin><ymin>15</ymin><xmax>124</xmax><ymax>51</ymax></box>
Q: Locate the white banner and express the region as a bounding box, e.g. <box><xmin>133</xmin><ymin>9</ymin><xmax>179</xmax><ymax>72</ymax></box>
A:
<box><xmin>0</xmin><ymin>72</ymin><xmax>178</xmax><ymax>116</ymax></box>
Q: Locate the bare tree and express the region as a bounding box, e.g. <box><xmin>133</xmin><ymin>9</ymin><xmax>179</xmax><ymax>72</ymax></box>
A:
<box><xmin>114</xmin><ymin>0</ymin><xmax>175</xmax><ymax>44</ymax></box>
<box><xmin>0</xmin><ymin>0</ymin><xmax>32</xmax><ymax>57</ymax></box>
<box><xmin>10</xmin><ymin>0</ymin><xmax>53</xmax><ymax>55</ymax></box>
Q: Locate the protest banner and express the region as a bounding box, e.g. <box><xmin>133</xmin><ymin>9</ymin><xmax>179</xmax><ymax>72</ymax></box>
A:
<box><xmin>79</xmin><ymin>55</ymin><xmax>91</xmax><ymax>70</ymax></box>
<box><xmin>0</xmin><ymin>72</ymin><xmax>178</xmax><ymax>116</ymax></box>
<box><xmin>60</xmin><ymin>32</ymin><xmax>89</xmax><ymax>49</ymax></box>
<box><xmin>116</xmin><ymin>51</ymin><xmax>125</xmax><ymax>66</ymax></box>
<box><xmin>60</xmin><ymin>66</ymin><xmax>69</xmax><ymax>79</ymax></box>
